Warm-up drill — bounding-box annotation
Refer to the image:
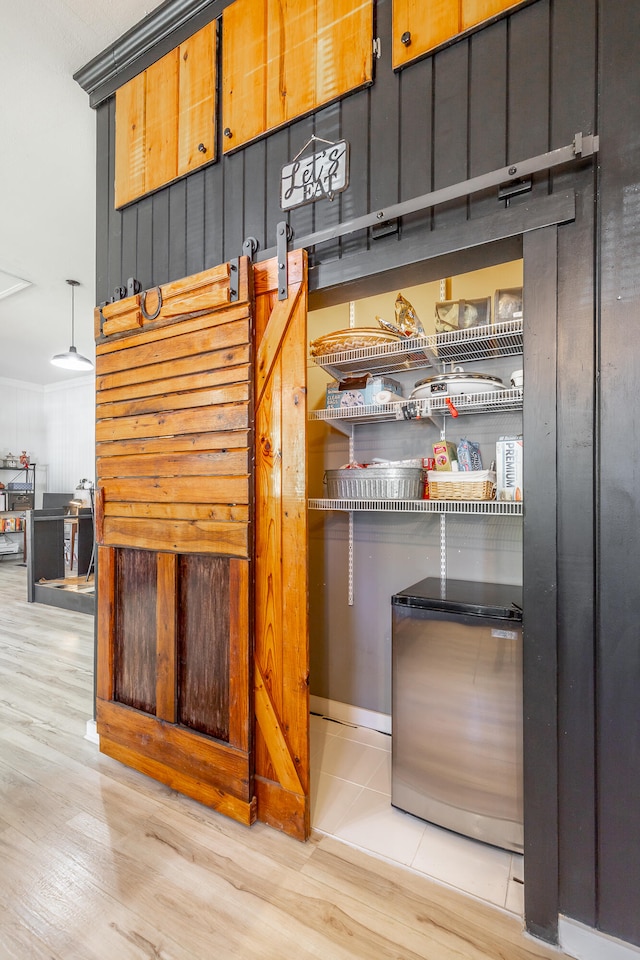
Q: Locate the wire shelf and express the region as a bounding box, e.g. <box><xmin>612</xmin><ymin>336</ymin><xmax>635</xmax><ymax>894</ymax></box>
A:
<box><xmin>309</xmin><ymin>387</ymin><xmax>523</xmax><ymax>424</ymax></box>
<box><xmin>308</xmin><ymin>498</ymin><xmax>523</xmax><ymax>515</ymax></box>
<box><xmin>309</xmin><ymin>319</ymin><xmax>523</xmax><ymax>379</ymax></box>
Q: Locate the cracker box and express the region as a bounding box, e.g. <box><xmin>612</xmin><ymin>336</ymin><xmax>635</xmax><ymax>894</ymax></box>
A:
<box><xmin>496</xmin><ymin>435</ymin><xmax>524</xmax><ymax>501</ymax></box>
<box><xmin>432</xmin><ymin>441</ymin><xmax>458</xmax><ymax>471</ymax></box>
<box><xmin>325</xmin><ymin>375</ymin><xmax>403</xmax><ymax>409</ymax></box>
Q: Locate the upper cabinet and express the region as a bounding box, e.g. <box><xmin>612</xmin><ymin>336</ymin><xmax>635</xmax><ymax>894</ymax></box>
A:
<box><xmin>222</xmin><ymin>0</ymin><xmax>374</xmax><ymax>153</ymax></box>
<box><xmin>115</xmin><ymin>21</ymin><xmax>217</xmax><ymax>208</ymax></box>
<box><xmin>392</xmin><ymin>0</ymin><xmax>522</xmax><ymax>69</ymax></box>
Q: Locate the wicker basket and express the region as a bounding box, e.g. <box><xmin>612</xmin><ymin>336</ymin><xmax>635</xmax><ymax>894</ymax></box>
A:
<box><xmin>427</xmin><ymin>470</ymin><xmax>496</xmax><ymax>501</ymax></box>
<box><xmin>325</xmin><ymin>467</ymin><xmax>424</xmax><ymax>500</ymax></box>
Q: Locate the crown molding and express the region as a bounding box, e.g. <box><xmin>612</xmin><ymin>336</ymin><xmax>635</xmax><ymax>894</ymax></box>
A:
<box><xmin>74</xmin><ymin>0</ymin><xmax>230</xmax><ymax>108</ymax></box>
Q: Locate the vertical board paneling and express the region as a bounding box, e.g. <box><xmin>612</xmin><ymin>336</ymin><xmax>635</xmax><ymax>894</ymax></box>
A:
<box><xmin>468</xmin><ymin>20</ymin><xmax>507</xmax><ymax>220</ymax></box>
<box><xmin>168</xmin><ymin>179</ymin><xmax>187</xmax><ymax>281</ymax></box>
<box><xmin>121</xmin><ymin>205</ymin><xmax>138</xmax><ymax>285</ymax></box>
<box><xmin>399</xmin><ymin>59</ymin><xmax>433</xmax><ymax>200</ymax></box>
<box><xmin>186</xmin><ymin>170</ymin><xmax>206</xmax><ymax>276</ymax></box>
<box><xmin>549</xmin><ymin>0</ymin><xmax>598</xmax><ymax>929</ymax></box>
<box><xmin>398</xmin><ymin>57</ymin><xmax>433</xmax><ymax>243</ymax></box>
<box><xmin>136</xmin><ymin>195</ymin><xmax>154</xmax><ymax>291</ymax></box>
<box><xmin>222</xmin><ymin>150</ymin><xmax>245</xmax><ymax>261</ymax></box>
<box><xmin>432</xmin><ymin>40</ymin><xmax>469</xmax><ymax>229</ymax></box>
<box><xmin>204</xmin><ymin>157</ymin><xmax>225</xmax><ymax>269</ymax></box>
<box><xmin>555</xmin><ymin>178</ymin><xmax>597</xmax><ymax>927</ymax></box>
<box><xmin>339</xmin><ymin>81</ymin><xmax>369</xmax><ymax>259</ymax></box>
<box><xmin>548</xmin><ymin>0</ymin><xmax>597</xmax><ymax>194</ymax></box>
<box><xmin>243</xmin><ymin>139</ymin><xmax>267</xmax><ymax>253</ymax></box>
<box><xmin>286</xmin><ymin>117</ymin><xmax>316</xmax><ymax>242</ymax></box>
<box><xmin>98</xmin><ymin>1</ymin><xmax>588</xmax><ymax>298</ymax></box>
<box><xmin>522</xmin><ymin>225</ymin><xmax>559</xmax><ymax>943</ymax></box>
<box><xmin>507</xmin><ymin>0</ymin><xmax>550</xmax><ymax>203</ymax></box>
<box><xmin>310</xmin><ymin>103</ymin><xmax>342</xmax><ymax>264</ymax></box>
<box><xmin>151</xmin><ymin>189</ymin><xmax>170</xmax><ymax>283</ymax></box>
<box><xmin>265</xmin><ymin>129</ymin><xmax>291</xmax><ymax>249</ymax></box>
<box><xmin>597</xmin><ymin>0</ymin><xmax>640</xmax><ymax>945</ymax></box>
<box><xmin>369</xmin><ymin>0</ymin><xmax>399</xmax><ymax>210</ymax></box>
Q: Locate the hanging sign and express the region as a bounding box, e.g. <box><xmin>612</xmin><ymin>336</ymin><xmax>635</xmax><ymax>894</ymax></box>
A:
<box><xmin>280</xmin><ymin>137</ymin><xmax>349</xmax><ymax>211</ymax></box>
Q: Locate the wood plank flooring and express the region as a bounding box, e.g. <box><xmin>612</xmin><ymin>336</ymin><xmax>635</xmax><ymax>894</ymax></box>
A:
<box><xmin>0</xmin><ymin>559</ymin><xmax>570</xmax><ymax>960</ymax></box>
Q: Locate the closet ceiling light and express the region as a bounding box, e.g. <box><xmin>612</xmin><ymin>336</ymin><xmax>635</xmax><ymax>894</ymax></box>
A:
<box><xmin>50</xmin><ymin>279</ymin><xmax>94</xmax><ymax>371</ymax></box>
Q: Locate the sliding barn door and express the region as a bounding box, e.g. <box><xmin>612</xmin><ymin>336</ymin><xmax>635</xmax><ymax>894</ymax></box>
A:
<box><xmin>253</xmin><ymin>252</ymin><xmax>309</xmax><ymax>840</ymax></box>
<box><xmin>93</xmin><ymin>252</ymin><xmax>309</xmax><ymax>838</ymax></box>
<box><xmin>94</xmin><ymin>260</ymin><xmax>255</xmax><ymax>824</ymax></box>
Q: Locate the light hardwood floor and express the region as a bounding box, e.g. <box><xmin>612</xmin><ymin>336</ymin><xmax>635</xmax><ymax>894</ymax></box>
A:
<box><xmin>0</xmin><ymin>559</ymin><xmax>569</xmax><ymax>960</ymax></box>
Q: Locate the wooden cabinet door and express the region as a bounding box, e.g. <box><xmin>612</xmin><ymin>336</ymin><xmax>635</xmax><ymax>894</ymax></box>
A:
<box><xmin>95</xmin><ymin>259</ymin><xmax>255</xmax><ymax>825</ymax></box>
<box><xmin>115</xmin><ymin>22</ymin><xmax>217</xmax><ymax>207</ymax></box>
<box><xmin>222</xmin><ymin>0</ymin><xmax>373</xmax><ymax>152</ymax></box>
<box><xmin>145</xmin><ymin>49</ymin><xmax>179</xmax><ymax>196</ymax></box>
<box><xmin>392</xmin><ymin>0</ymin><xmax>521</xmax><ymax>68</ymax></box>
<box><xmin>178</xmin><ymin>21</ymin><xmax>217</xmax><ymax>174</ymax></box>
<box><xmin>94</xmin><ymin>253</ymin><xmax>309</xmax><ymax>838</ymax></box>
<box><xmin>392</xmin><ymin>0</ymin><xmax>459</xmax><ymax>69</ymax></box>
<box><xmin>461</xmin><ymin>0</ymin><xmax>520</xmax><ymax>31</ymax></box>
<box><xmin>221</xmin><ymin>0</ymin><xmax>267</xmax><ymax>150</ymax></box>
<box><xmin>114</xmin><ymin>72</ymin><xmax>146</xmax><ymax>209</ymax></box>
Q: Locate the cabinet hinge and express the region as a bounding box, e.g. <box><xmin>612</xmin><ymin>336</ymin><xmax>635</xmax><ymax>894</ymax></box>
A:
<box><xmin>373</xmin><ymin>37</ymin><xmax>381</xmax><ymax>59</ymax></box>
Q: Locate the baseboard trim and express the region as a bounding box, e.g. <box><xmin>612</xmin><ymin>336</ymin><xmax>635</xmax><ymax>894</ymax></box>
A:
<box><xmin>310</xmin><ymin>695</ymin><xmax>391</xmax><ymax>735</ymax></box>
<box><xmin>559</xmin><ymin>916</ymin><xmax>640</xmax><ymax>960</ymax></box>
<box><xmin>85</xmin><ymin>718</ymin><xmax>99</xmax><ymax>744</ymax></box>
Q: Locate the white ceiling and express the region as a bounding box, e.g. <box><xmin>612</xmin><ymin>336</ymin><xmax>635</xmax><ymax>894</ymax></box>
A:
<box><xmin>0</xmin><ymin>0</ymin><xmax>168</xmax><ymax>385</ymax></box>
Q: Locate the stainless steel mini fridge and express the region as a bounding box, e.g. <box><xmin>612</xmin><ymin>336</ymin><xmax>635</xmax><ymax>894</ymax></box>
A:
<box><xmin>391</xmin><ymin>577</ymin><xmax>523</xmax><ymax>852</ymax></box>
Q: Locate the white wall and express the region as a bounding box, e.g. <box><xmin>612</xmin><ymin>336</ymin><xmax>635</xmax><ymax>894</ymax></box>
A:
<box><xmin>0</xmin><ymin>378</ymin><xmax>47</xmax><ymax>503</ymax></box>
<box><xmin>0</xmin><ymin>375</ymin><xmax>94</xmax><ymax>505</ymax></box>
<box><xmin>43</xmin><ymin>375</ymin><xmax>95</xmax><ymax>495</ymax></box>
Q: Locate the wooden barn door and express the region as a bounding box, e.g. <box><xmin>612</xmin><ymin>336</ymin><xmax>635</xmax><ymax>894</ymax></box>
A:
<box><xmin>93</xmin><ymin>252</ymin><xmax>309</xmax><ymax>837</ymax></box>
<box><xmin>253</xmin><ymin>252</ymin><xmax>309</xmax><ymax>840</ymax></box>
<box><xmin>94</xmin><ymin>259</ymin><xmax>255</xmax><ymax>824</ymax></box>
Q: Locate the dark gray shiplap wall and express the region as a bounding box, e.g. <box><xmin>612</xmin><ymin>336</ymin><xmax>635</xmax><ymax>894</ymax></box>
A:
<box><xmin>96</xmin><ymin>0</ymin><xmax>596</xmax><ymax>304</ymax></box>
<box><xmin>90</xmin><ymin>0</ymin><xmax>640</xmax><ymax>952</ymax></box>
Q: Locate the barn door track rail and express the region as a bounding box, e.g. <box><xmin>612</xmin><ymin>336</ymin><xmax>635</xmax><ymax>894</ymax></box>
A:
<box><xmin>265</xmin><ymin>132</ymin><xmax>598</xmax><ymax>296</ymax></box>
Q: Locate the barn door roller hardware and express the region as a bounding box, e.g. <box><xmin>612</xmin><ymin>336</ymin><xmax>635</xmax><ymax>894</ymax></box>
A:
<box><xmin>98</xmin><ymin>276</ymin><xmax>143</xmax><ymax>334</ymax></box>
<box><xmin>242</xmin><ymin>237</ymin><xmax>259</xmax><ymax>260</ymax></box>
<box><xmin>277</xmin><ymin>222</ymin><xmax>293</xmax><ymax>300</ymax></box>
<box><xmin>267</xmin><ymin>132</ymin><xmax>599</xmax><ymax>258</ymax></box>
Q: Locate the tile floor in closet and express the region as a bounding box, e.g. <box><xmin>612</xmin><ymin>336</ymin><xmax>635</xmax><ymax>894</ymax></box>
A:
<box><xmin>310</xmin><ymin>712</ymin><xmax>524</xmax><ymax>917</ymax></box>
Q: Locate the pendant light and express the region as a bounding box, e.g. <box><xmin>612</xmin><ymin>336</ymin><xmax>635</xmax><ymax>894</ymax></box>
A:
<box><xmin>50</xmin><ymin>279</ymin><xmax>94</xmax><ymax>371</ymax></box>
